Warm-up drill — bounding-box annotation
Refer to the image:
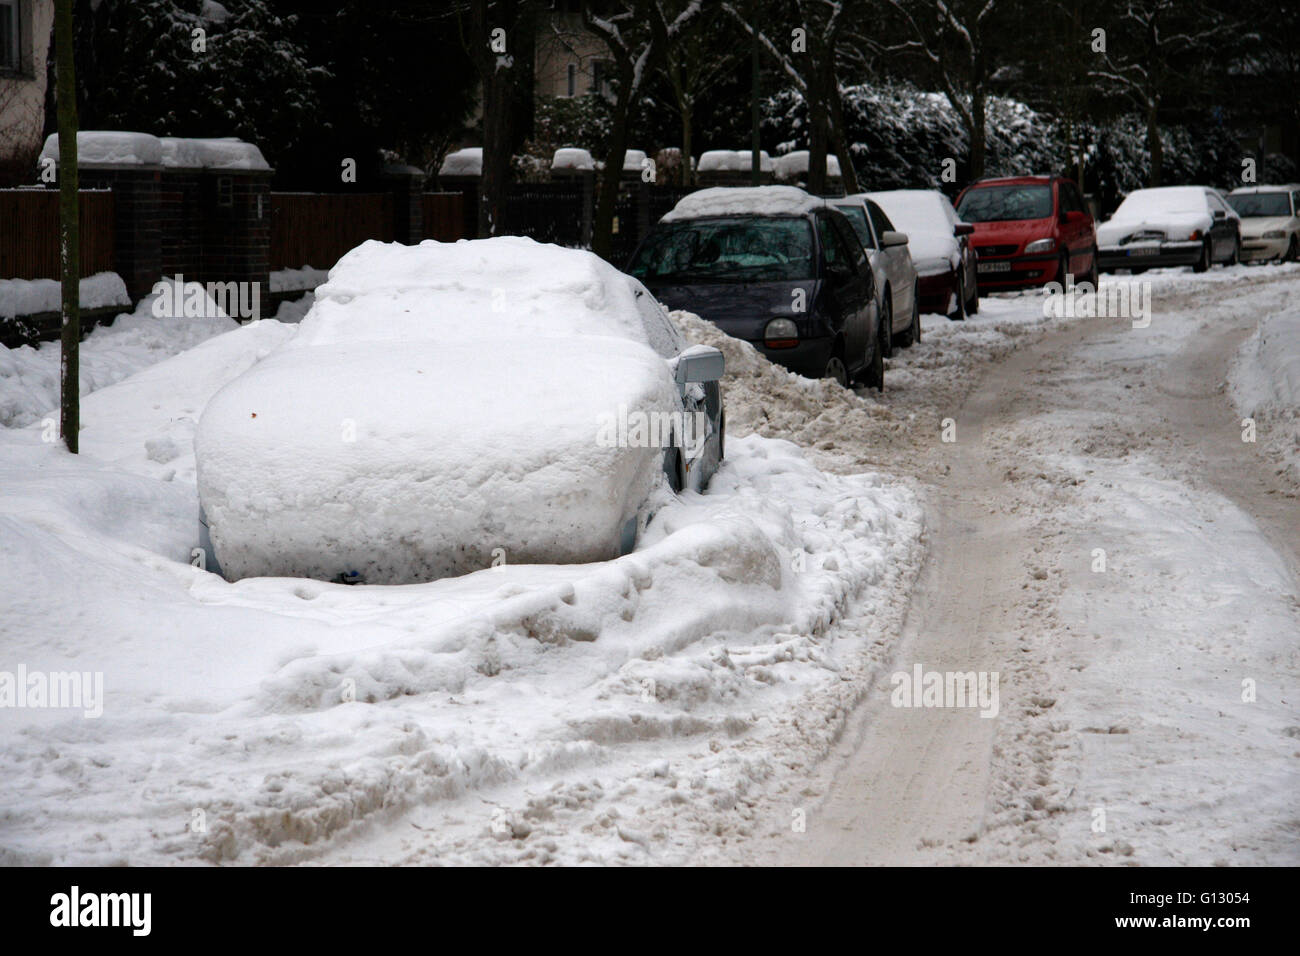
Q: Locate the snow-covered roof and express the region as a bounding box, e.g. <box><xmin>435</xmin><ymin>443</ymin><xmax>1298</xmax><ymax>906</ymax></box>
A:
<box><xmin>438</xmin><ymin>147</ymin><xmax>482</xmax><ymax>177</ymax></box>
<box><xmin>661</xmin><ymin>185</ymin><xmax>822</xmax><ymax>222</ymax></box>
<box><xmin>39</xmin><ymin>132</ymin><xmax>270</xmax><ymax>170</ymax></box>
<box><xmin>40</xmin><ymin>132</ymin><xmax>162</xmax><ymax>167</ymax></box>
<box><xmin>159</xmin><ymin>137</ymin><xmax>270</xmax><ymax>171</ymax></box>
<box><xmin>773</xmin><ymin>150</ymin><xmax>841</xmax><ymax>180</ymax></box>
<box><xmin>552</xmin><ymin>147</ymin><xmax>595</xmax><ymax>171</ymax></box>
<box><xmin>697</xmin><ymin>149</ymin><xmax>773</xmax><ymax>173</ymax></box>
<box><xmin>623</xmin><ymin>149</ymin><xmax>648</xmax><ymax>172</ymax></box>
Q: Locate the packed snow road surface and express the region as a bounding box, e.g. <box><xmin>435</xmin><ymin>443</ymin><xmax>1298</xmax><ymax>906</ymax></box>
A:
<box><xmin>749</xmin><ymin>265</ymin><xmax>1300</xmax><ymax>866</ymax></box>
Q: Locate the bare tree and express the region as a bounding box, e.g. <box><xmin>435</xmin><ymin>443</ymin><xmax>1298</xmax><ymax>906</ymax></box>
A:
<box><xmin>585</xmin><ymin>0</ymin><xmax>702</xmax><ymax>259</ymax></box>
<box><xmin>461</xmin><ymin>0</ymin><xmax>538</xmax><ymax>237</ymax></box>
<box><xmin>1088</xmin><ymin>0</ymin><xmax>1226</xmax><ymax>187</ymax></box>
<box><xmin>723</xmin><ymin>0</ymin><xmax>861</xmax><ymax>194</ymax></box>
<box><xmin>657</xmin><ymin>3</ymin><xmax>740</xmax><ymax>186</ymax></box>
<box><xmin>878</xmin><ymin>0</ymin><xmax>1005</xmax><ymax>181</ymax></box>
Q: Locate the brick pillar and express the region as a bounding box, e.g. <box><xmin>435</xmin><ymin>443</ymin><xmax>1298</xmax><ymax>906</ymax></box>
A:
<box><xmin>79</xmin><ymin>166</ymin><xmax>162</xmax><ymax>301</ymax></box>
<box><xmin>383</xmin><ymin>166</ymin><xmax>426</xmax><ymax>244</ymax></box>
<box><xmin>158</xmin><ymin>168</ymin><xmax>203</xmax><ymax>280</ymax></box>
<box><xmin>199</xmin><ymin>169</ymin><xmax>272</xmax><ymax>319</ymax></box>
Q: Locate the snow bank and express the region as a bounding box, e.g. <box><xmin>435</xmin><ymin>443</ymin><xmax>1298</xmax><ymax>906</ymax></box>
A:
<box><xmin>1</xmin><ymin>278</ymin><xmax>238</xmax><ymax>428</ymax></box>
<box><xmin>197</xmin><ymin>238</ymin><xmax>689</xmax><ymax>583</ymax></box>
<box><xmin>1231</xmin><ymin>303</ymin><xmax>1300</xmax><ymax>482</ymax></box>
<box><xmin>0</xmin><ymin>271</ymin><xmax>128</xmax><ymax>318</ymax></box>
<box><xmin>661</xmin><ymin>185</ymin><xmax>822</xmax><ymax>222</ymax></box>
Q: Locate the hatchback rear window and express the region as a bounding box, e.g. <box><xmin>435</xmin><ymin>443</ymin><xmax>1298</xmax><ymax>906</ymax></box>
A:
<box><xmin>957</xmin><ymin>185</ymin><xmax>1053</xmax><ymax>222</ymax></box>
<box><xmin>628</xmin><ymin>216</ymin><xmax>815</xmax><ymax>283</ymax></box>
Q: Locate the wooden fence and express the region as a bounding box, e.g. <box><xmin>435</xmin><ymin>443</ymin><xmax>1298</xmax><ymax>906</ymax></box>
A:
<box><xmin>422</xmin><ymin>192</ymin><xmax>465</xmax><ymax>242</ymax></box>
<box><xmin>0</xmin><ymin>189</ymin><xmax>116</xmax><ymax>280</ymax></box>
<box><xmin>269</xmin><ymin>192</ymin><xmax>395</xmax><ymax>271</ymax></box>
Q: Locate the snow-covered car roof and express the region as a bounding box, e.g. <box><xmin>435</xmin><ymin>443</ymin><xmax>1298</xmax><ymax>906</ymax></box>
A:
<box><xmin>1228</xmin><ymin>184</ymin><xmax>1300</xmax><ymax>194</ymax></box>
<box><xmin>661</xmin><ymin>185</ymin><xmax>824</xmax><ymax>222</ymax></box>
<box><xmin>296</xmin><ymin>236</ymin><xmax>684</xmax><ymax>359</ymax></box>
<box><xmin>862</xmin><ymin>190</ymin><xmax>959</xmax><ymax>232</ymax></box>
<box><xmin>1110</xmin><ymin>186</ymin><xmax>1220</xmax><ymax>218</ymax></box>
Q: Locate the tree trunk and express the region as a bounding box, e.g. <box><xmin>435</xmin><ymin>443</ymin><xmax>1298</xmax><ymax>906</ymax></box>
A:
<box><xmin>56</xmin><ymin>0</ymin><xmax>79</xmax><ymax>453</ymax></box>
<box><xmin>969</xmin><ymin>86</ymin><xmax>987</xmax><ymax>181</ymax></box>
<box><xmin>681</xmin><ymin>104</ymin><xmax>693</xmax><ymax>186</ymax></box>
<box><xmin>479</xmin><ymin>65</ymin><xmax>514</xmax><ymax>237</ymax></box>
<box><xmin>593</xmin><ymin>94</ymin><xmax>631</xmax><ymax>261</ymax></box>
<box><xmin>1146</xmin><ymin>98</ymin><xmax>1163</xmax><ymax>187</ymax></box>
<box><xmin>829</xmin><ymin>85</ymin><xmax>858</xmax><ymax>195</ymax></box>
<box><xmin>807</xmin><ymin>66</ymin><xmax>829</xmax><ymax>195</ymax></box>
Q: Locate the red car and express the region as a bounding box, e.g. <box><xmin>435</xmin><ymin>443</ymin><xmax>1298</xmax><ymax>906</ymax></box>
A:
<box><xmin>955</xmin><ymin>175</ymin><xmax>1098</xmax><ymax>291</ymax></box>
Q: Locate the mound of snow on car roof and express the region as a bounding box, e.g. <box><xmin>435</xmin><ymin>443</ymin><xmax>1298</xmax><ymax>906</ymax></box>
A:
<box><xmin>196</xmin><ymin>238</ymin><xmax>686</xmax><ymax>583</ymax></box>
<box><xmin>661</xmin><ymin>185</ymin><xmax>823</xmax><ymax>222</ymax></box>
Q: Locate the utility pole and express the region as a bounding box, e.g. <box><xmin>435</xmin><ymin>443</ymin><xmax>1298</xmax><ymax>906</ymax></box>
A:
<box><xmin>56</xmin><ymin>0</ymin><xmax>79</xmax><ymax>453</ymax></box>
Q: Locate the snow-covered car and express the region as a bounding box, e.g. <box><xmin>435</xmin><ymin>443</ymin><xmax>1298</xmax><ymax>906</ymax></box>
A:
<box><xmin>195</xmin><ymin>237</ymin><xmax>726</xmax><ymax>585</ymax></box>
<box><xmin>863</xmin><ymin>189</ymin><xmax>978</xmax><ymax>320</ymax></box>
<box><xmin>1097</xmin><ymin>186</ymin><xmax>1240</xmax><ymax>273</ymax></box>
<box><xmin>1226</xmin><ymin>185</ymin><xmax>1300</xmax><ymax>262</ymax></box>
<box><xmin>629</xmin><ymin>186</ymin><xmax>886</xmax><ymax>390</ymax></box>
<box><xmin>831</xmin><ymin>195</ymin><xmax>922</xmax><ymax>350</ymax></box>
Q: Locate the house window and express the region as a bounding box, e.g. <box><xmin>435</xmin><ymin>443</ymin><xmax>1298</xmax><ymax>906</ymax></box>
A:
<box><xmin>566</xmin><ymin>63</ymin><xmax>576</xmax><ymax>98</ymax></box>
<box><xmin>591</xmin><ymin>59</ymin><xmax>613</xmax><ymax>98</ymax></box>
<box><xmin>0</xmin><ymin>0</ymin><xmax>21</xmax><ymax>73</ymax></box>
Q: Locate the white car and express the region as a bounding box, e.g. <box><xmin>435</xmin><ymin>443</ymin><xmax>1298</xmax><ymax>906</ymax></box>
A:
<box><xmin>864</xmin><ymin>189</ymin><xmax>978</xmax><ymax>320</ymax></box>
<box><xmin>195</xmin><ymin>237</ymin><xmax>726</xmax><ymax>585</ymax></box>
<box><xmin>1227</xmin><ymin>185</ymin><xmax>1300</xmax><ymax>262</ymax></box>
<box><xmin>1097</xmin><ymin>186</ymin><xmax>1241</xmax><ymax>273</ymax></box>
<box><xmin>831</xmin><ymin>195</ymin><xmax>922</xmax><ymax>349</ymax></box>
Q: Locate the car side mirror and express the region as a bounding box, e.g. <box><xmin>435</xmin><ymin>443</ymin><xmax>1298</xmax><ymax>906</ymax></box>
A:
<box><xmin>881</xmin><ymin>230</ymin><xmax>909</xmax><ymax>247</ymax></box>
<box><xmin>954</xmin><ymin>223</ymin><xmax>974</xmax><ymax>237</ymax></box>
<box><xmin>672</xmin><ymin>345</ymin><xmax>725</xmax><ymax>384</ymax></box>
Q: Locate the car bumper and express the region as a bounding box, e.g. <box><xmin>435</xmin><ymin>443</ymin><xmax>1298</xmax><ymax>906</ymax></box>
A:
<box><xmin>1098</xmin><ymin>241</ymin><xmax>1201</xmax><ymax>271</ymax></box>
<box><xmin>1240</xmin><ymin>236</ymin><xmax>1289</xmax><ymax>261</ymax></box>
<box><xmin>916</xmin><ymin>271</ymin><xmax>958</xmax><ymax>314</ymax></box>
<box><xmin>973</xmin><ymin>252</ymin><xmax>1061</xmax><ymax>290</ymax></box>
<box><xmin>756</xmin><ymin>335</ymin><xmax>835</xmax><ymax>379</ymax></box>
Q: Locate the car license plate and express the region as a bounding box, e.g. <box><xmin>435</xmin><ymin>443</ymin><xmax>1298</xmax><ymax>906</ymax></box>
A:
<box><xmin>1127</xmin><ymin>247</ymin><xmax>1159</xmax><ymax>256</ymax></box>
<box><xmin>977</xmin><ymin>261</ymin><xmax>1011</xmax><ymax>273</ymax></box>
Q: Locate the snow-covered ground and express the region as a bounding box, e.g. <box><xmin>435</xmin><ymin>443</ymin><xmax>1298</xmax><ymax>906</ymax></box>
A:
<box><xmin>0</xmin><ymin>288</ymin><xmax>921</xmax><ymax>864</ymax></box>
<box><xmin>1</xmin><ymin>257</ymin><xmax>1297</xmax><ymax>866</ymax></box>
